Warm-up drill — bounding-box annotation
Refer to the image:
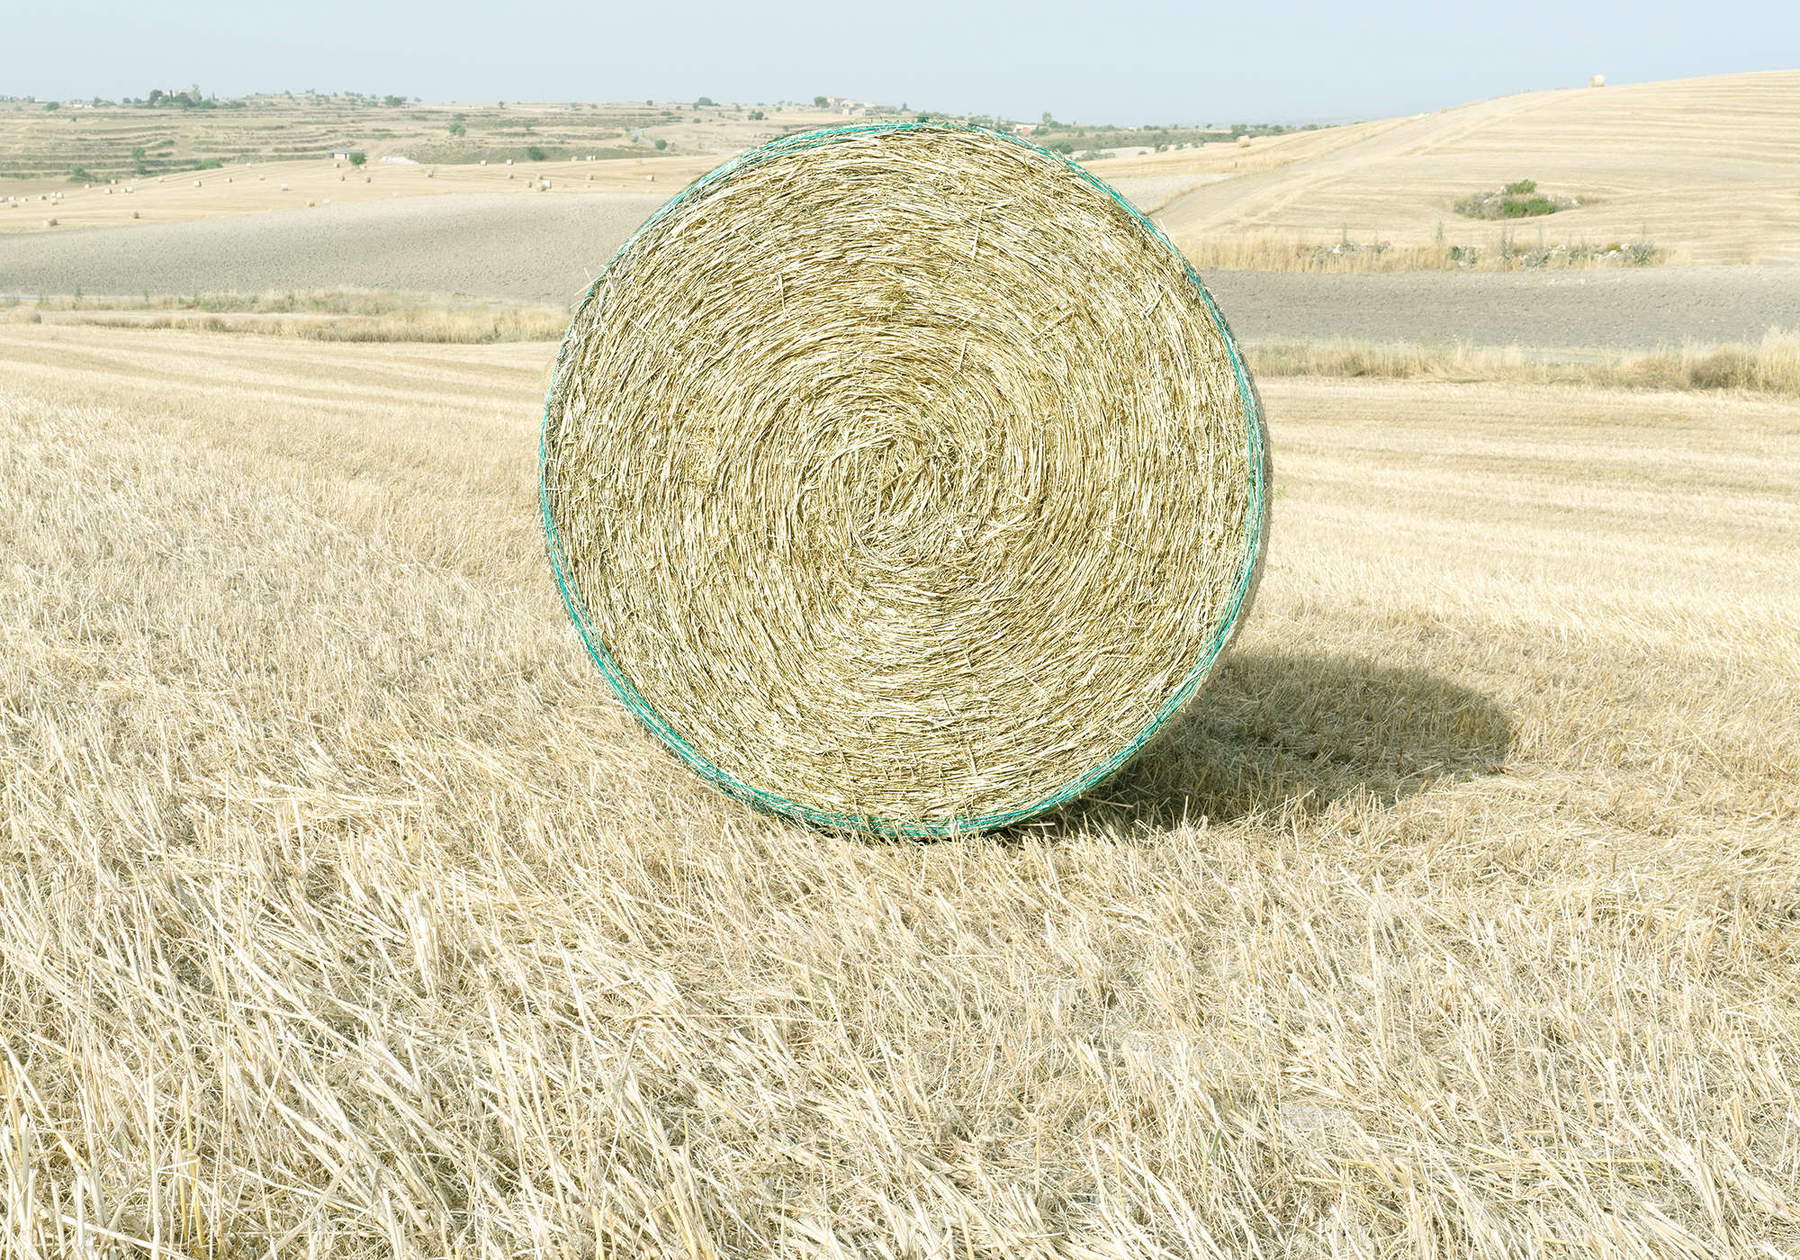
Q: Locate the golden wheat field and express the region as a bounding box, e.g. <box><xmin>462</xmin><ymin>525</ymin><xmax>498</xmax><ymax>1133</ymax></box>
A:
<box><xmin>1</xmin><ymin>321</ymin><xmax>1796</xmax><ymax>1256</ymax></box>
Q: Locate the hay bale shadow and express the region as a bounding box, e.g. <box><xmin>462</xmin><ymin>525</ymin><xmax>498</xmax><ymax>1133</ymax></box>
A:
<box><xmin>1050</xmin><ymin>651</ymin><xmax>1514</xmax><ymax>832</ymax></box>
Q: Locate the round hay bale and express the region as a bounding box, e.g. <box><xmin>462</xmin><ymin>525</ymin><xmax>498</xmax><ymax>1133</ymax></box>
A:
<box><xmin>542</xmin><ymin>124</ymin><xmax>1268</xmax><ymax>836</ymax></box>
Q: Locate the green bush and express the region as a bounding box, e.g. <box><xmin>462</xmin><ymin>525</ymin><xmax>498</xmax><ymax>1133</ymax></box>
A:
<box><xmin>347</xmin><ymin>151</ymin><xmax>367</xmax><ymax>166</ymax></box>
<box><xmin>1496</xmin><ymin>195</ymin><xmax>1560</xmax><ymax>218</ymax></box>
<box><xmin>526</xmin><ymin>145</ymin><xmax>546</xmax><ymax>161</ymax></box>
<box><xmin>654</xmin><ymin>139</ymin><xmax>668</xmax><ymax>151</ymax></box>
<box><xmin>1455</xmin><ymin>181</ymin><xmax>1575</xmax><ymax>220</ymax></box>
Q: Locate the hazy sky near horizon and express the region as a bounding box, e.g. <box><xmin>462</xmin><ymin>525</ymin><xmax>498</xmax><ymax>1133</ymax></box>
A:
<box><xmin>13</xmin><ymin>0</ymin><xmax>1798</xmax><ymax>124</ymax></box>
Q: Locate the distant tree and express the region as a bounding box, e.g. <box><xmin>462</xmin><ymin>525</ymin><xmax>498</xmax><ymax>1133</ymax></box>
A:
<box><xmin>813</xmin><ymin>95</ymin><xmax>828</xmax><ymax>107</ymax></box>
<box><xmin>654</xmin><ymin>138</ymin><xmax>668</xmax><ymax>150</ymax></box>
<box><xmin>383</xmin><ymin>95</ymin><xmax>405</xmax><ymax>107</ymax></box>
<box><xmin>696</xmin><ymin>96</ymin><xmax>716</xmax><ymax>107</ymax></box>
<box><xmin>448</xmin><ymin>122</ymin><xmax>465</xmax><ymax>137</ymax></box>
<box><xmin>747</xmin><ymin>109</ymin><xmax>764</xmax><ymax>121</ymax></box>
<box><xmin>526</xmin><ymin>144</ymin><xmax>546</xmax><ymax>161</ymax></box>
<box><xmin>43</xmin><ymin>101</ymin><xmax>59</xmax><ymax>110</ymax></box>
<box><xmin>347</xmin><ymin>150</ymin><xmax>367</xmax><ymax>165</ymax></box>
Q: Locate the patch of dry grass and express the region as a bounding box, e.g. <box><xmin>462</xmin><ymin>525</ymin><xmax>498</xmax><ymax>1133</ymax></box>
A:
<box><xmin>1</xmin><ymin>325</ymin><xmax>1797</xmax><ymax>1256</ymax></box>
<box><xmin>1188</xmin><ymin>233</ymin><xmax>1667</xmax><ymax>273</ymax></box>
<box><xmin>1247</xmin><ymin>327</ymin><xmax>1800</xmax><ymax>395</ymax></box>
<box><xmin>4</xmin><ymin>290</ymin><xmax>567</xmax><ymax>343</ymax></box>
<box><xmin>18</xmin><ymin>295</ymin><xmax>1798</xmax><ymax>398</ymax></box>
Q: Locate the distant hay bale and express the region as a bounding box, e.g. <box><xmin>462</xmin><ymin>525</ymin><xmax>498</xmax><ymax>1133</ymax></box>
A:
<box><xmin>541</xmin><ymin>124</ymin><xmax>1268</xmax><ymax>836</ymax></box>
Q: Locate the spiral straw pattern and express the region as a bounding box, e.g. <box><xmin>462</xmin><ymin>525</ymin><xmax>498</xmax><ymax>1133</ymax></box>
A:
<box><xmin>542</xmin><ymin>123</ymin><xmax>1268</xmax><ymax>836</ymax></box>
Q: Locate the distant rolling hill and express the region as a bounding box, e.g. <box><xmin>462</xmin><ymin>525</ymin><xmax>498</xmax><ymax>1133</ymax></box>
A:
<box><xmin>1092</xmin><ymin>70</ymin><xmax>1800</xmax><ymax>266</ymax></box>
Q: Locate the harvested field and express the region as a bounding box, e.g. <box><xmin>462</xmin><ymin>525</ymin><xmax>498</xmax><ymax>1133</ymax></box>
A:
<box><xmin>0</xmin><ymin>153</ymin><xmax>715</xmax><ymax>236</ymax></box>
<box><xmin>2</xmin><ymin>323</ymin><xmax>1796</xmax><ymax>1255</ymax></box>
<box><xmin>1090</xmin><ymin>69</ymin><xmax>1800</xmax><ymax>265</ymax></box>
<box><xmin>0</xmin><ymin>193</ymin><xmax>668</xmax><ymax>307</ymax></box>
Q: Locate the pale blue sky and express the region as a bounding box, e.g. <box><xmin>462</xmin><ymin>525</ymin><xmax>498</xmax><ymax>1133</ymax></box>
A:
<box><xmin>13</xmin><ymin>0</ymin><xmax>1798</xmax><ymax>125</ymax></box>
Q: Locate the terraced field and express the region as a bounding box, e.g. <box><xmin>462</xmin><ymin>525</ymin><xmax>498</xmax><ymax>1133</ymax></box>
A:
<box><xmin>0</xmin><ymin>95</ymin><xmax>854</xmax><ymax>183</ymax></box>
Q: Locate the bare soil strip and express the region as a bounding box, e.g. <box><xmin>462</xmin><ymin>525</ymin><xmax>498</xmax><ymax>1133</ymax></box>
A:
<box><xmin>4</xmin><ymin>194</ymin><xmax>1797</xmax><ymax>348</ymax></box>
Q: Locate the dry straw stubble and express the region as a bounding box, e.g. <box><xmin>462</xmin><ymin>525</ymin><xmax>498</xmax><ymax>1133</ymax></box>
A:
<box><xmin>542</xmin><ymin>124</ymin><xmax>1267</xmax><ymax>834</ymax></box>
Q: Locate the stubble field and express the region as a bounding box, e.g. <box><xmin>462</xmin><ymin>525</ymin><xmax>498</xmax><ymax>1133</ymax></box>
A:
<box><xmin>2</xmin><ymin>323</ymin><xmax>1796</xmax><ymax>1256</ymax></box>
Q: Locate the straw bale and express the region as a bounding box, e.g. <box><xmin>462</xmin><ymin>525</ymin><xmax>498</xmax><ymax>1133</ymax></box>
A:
<box><xmin>542</xmin><ymin>124</ymin><xmax>1267</xmax><ymax>834</ymax></box>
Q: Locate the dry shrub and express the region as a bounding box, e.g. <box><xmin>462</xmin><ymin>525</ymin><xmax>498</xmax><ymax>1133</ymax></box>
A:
<box><xmin>543</xmin><ymin>125</ymin><xmax>1269</xmax><ymax>834</ymax></box>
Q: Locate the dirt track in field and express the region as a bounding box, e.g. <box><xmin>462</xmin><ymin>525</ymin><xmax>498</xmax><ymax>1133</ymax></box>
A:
<box><xmin>3</xmin><ymin>192</ymin><xmax>1796</xmax><ymax>348</ymax></box>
